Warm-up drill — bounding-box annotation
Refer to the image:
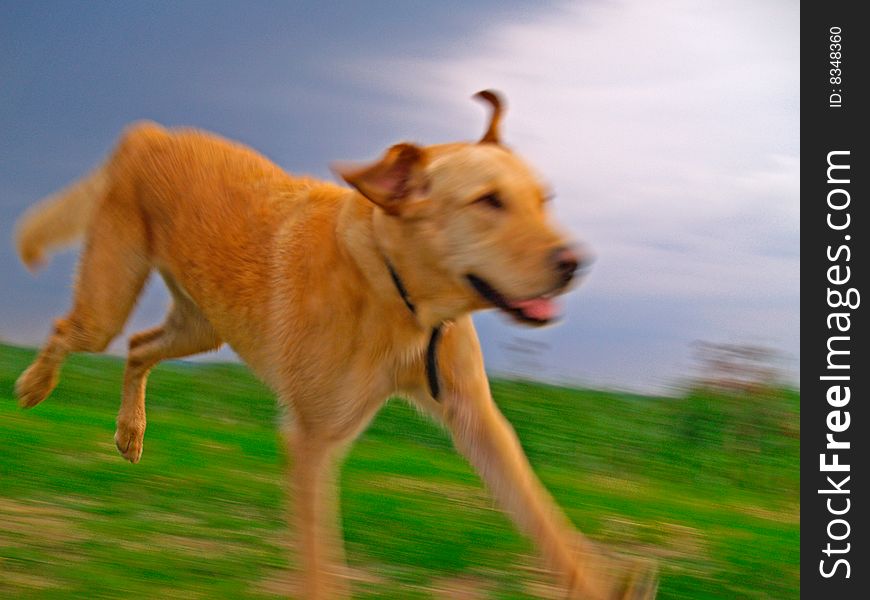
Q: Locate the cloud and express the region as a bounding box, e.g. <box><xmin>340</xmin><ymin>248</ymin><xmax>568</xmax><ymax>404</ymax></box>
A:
<box><xmin>1</xmin><ymin>1</ymin><xmax>798</xmax><ymax>393</ymax></box>
<box><xmin>347</xmin><ymin>0</ymin><xmax>800</xmax><ymax>391</ymax></box>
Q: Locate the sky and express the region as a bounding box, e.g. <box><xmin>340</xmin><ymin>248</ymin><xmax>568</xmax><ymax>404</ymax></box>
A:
<box><xmin>0</xmin><ymin>1</ymin><xmax>799</xmax><ymax>393</ymax></box>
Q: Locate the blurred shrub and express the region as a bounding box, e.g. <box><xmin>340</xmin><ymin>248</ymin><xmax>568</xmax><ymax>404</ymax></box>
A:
<box><xmin>669</xmin><ymin>342</ymin><xmax>799</xmax><ymax>494</ymax></box>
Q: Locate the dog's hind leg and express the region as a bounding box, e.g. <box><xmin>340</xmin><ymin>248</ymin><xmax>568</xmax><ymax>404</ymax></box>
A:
<box><xmin>16</xmin><ymin>191</ymin><xmax>151</xmax><ymax>409</ymax></box>
<box><xmin>114</xmin><ymin>275</ymin><xmax>222</xmax><ymax>463</ymax></box>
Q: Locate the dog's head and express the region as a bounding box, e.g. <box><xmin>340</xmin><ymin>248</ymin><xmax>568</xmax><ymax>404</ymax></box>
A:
<box><xmin>336</xmin><ymin>90</ymin><xmax>588</xmax><ymax>326</ymax></box>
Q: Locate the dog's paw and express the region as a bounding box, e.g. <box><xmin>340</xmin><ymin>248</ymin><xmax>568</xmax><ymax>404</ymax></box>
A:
<box><xmin>15</xmin><ymin>363</ymin><xmax>58</xmax><ymax>409</ymax></box>
<box><xmin>114</xmin><ymin>416</ymin><xmax>146</xmax><ymax>463</ymax></box>
<box><xmin>566</xmin><ymin>543</ymin><xmax>658</xmax><ymax>600</ymax></box>
<box><xmin>612</xmin><ymin>557</ymin><xmax>658</xmax><ymax>600</ymax></box>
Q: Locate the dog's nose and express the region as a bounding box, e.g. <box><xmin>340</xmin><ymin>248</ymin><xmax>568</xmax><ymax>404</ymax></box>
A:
<box><xmin>552</xmin><ymin>245</ymin><xmax>584</xmax><ymax>285</ymax></box>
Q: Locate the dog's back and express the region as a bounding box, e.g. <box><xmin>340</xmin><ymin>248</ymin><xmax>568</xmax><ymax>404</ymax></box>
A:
<box><xmin>16</xmin><ymin>122</ymin><xmax>352</xmax><ymax>368</ymax></box>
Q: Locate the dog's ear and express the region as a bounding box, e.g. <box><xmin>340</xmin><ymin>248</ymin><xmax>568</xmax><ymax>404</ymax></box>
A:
<box><xmin>333</xmin><ymin>143</ymin><xmax>428</xmax><ymax>216</ymax></box>
<box><xmin>474</xmin><ymin>90</ymin><xmax>504</xmax><ymax>144</ymax></box>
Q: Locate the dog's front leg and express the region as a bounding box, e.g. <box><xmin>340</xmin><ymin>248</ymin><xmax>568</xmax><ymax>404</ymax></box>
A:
<box><xmin>285</xmin><ymin>426</ymin><xmax>351</xmax><ymax>600</ymax></box>
<box><xmin>413</xmin><ymin>317</ymin><xmax>656</xmax><ymax>600</ymax></box>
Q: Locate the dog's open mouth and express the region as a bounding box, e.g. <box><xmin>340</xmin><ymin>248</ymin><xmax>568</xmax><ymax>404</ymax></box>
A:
<box><xmin>466</xmin><ymin>274</ymin><xmax>561</xmax><ymax>325</ymax></box>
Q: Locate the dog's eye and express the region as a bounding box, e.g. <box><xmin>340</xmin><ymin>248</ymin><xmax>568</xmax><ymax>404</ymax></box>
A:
<box><xmin>473</xmin><ymin>192</ymin><xmax>504</xmax><ymax>210</ymax></box>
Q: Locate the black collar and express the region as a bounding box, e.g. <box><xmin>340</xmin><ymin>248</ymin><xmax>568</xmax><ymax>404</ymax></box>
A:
<box><xmin>385</xmin><ymin>259</ymin><xmax>416</xmax><ymax>315</ymax></box>
<box><xmin>383</xmin><ymin>256</ymin><xmax>444</xmax><ymax>401</ymax></box>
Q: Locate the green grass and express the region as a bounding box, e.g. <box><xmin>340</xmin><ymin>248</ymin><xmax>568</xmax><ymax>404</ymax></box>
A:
<box><xmin>0</xmin><ymin>343</ymin><xmax>798</xmax><ymax>598</ymax></box>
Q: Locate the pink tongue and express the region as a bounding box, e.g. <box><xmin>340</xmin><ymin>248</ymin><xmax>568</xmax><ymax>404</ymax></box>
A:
<box><xmin>511</xmin><ymin>297</ymin><xmax>559</xmax><ymax>321</ymax></box>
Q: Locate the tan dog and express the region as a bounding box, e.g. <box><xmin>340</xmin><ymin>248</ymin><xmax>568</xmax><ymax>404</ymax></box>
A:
<box><xmin>14</xmin><ymin>91</ymin><xmax>656</xmax><ymax>599</ymax></box>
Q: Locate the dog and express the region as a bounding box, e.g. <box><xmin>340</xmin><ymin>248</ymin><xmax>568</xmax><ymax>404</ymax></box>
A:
<box><xmin>14</xmin><ymin>91</ymin><xmax>656</xmax><ymax>599</ymax></box>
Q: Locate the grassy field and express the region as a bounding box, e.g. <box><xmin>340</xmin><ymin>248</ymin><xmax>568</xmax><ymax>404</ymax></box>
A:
<box><xmin>0</xmin><ymin>342</ymin><xmax>798</xmax><ymax>599</ymax></box>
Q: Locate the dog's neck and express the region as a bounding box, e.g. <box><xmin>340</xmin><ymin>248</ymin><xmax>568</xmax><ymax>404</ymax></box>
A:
<box><xmin>378</xmin><ymin>254</ymin><xmax>447</xmax><ymax>400</ymax></box>
<box><xmin>367</xmin><ymin>206</ymin><xmax>474</xmax><ymax>331</ymax></box>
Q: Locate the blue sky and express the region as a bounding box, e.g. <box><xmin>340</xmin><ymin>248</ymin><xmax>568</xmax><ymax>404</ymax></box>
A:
<box><xmin>1</xmin><ymin>1</ymin><xmax>799</xmax><ymax>392</ymax></box>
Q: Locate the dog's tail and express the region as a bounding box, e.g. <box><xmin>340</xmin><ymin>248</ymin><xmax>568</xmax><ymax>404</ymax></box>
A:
<box><xmin>15</xmin><ymin>165</ymin><xmax>109</xmax><ymax>272</ymax></box>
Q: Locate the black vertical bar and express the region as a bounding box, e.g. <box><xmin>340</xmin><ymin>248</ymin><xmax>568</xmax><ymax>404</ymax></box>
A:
<box><xmin>802</xmin><ymin>4</ymin><xmax>867</xmax><ymax>597</ymax></box>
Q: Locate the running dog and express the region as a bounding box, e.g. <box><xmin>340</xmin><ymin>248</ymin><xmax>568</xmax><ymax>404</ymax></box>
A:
<box><xmin>15</xmin><ymin>91</ymin><xmax>656</xmax><ymax>599</ymax></box>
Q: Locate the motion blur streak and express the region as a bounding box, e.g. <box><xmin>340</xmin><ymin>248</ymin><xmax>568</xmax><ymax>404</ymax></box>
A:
<box><xmin>1</xmin><ymin>343</ymin><xmax>798</xmax><ymax>597</ymax></box>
